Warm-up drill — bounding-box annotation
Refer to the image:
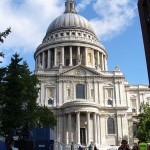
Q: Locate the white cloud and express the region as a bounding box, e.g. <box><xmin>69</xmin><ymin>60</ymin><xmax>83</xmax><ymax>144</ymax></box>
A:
<box><xmin>76</xmin><ymin>0</ymin><xmax>92</xmax><ymax>12</ymax></box>
<box><xmin>0</xmin><ymin>0</ymin><xmax>137</xmax><ymax>67</ymax></box>
<box><xmin>0</xmin><ymin>0</ymin><xmax>64</xmax><ymax>55</ymax></box>
<box><xmin>90</xmin><ymin>0</ymin><xmax>136</xmax><ymax>41</ymax></box>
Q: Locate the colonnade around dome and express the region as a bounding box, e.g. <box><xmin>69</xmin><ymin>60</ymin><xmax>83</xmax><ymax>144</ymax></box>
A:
<box><xmin>35</xmin><ymin>45</ymin><xmax>108</xmax><ymax>71</ymax></box>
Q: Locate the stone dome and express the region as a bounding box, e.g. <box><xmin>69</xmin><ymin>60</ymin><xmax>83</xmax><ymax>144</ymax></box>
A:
<box><xmin>46</xmin><ymin>13</ymin><xmax>95</xmax><ymax>36</ymax></box>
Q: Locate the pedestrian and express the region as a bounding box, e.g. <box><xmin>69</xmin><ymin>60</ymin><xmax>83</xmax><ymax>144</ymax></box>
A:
<box><xmin>118</xmin><ymin>140</ymin><xmax>130</xmax><ymax>150</ymax></box>
<box><xmin>89</xmin><ymin>142</ymin><xmax>93</xmax><ymax>150</ymax></box>
<box><xmin>5</xmin><ymin>136</ymin><xmax>19</xmax><ymax>150</ymax></box>
<box><xmin>78</xmin><ymin>145</ymin><xmax>82</xmax><ymax>150</ymax></box>
<box><xmin>132</xmin><ymin>143</ymin><xmax>138</xmax><ymax>150</ymax></box>
<box><xmin>71</xmin><ymin>142</ymin><xmax>74</xmax><ymax>150</ymax></box>
<box><xmin>94</xmin><ymin>145</ymin><xmax>98</xmax><ymax>150</ymax></box>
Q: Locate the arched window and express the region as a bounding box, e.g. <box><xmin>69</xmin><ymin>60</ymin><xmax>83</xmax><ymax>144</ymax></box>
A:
<box><xmin>48</xmin><ymin>98</ymin><xmax>53</xmax><ymax>105</ymax></box>
<box><xmin>133</xmin><ymin>123</ymin><xmax>138</xmax><ymax>137</ymax></box>
<box><xmin>107</xmin><ymin>117</ymin><xmax>115</xmax><ymax>134</ymax></box>
<box><xmin>76</xmin><ymin>84</ymin><xmax>85</xmax><ymax>99</ymax></box>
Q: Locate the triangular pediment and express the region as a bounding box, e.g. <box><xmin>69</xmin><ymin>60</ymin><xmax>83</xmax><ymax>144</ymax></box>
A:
<box><xmin>57</xmin><ymin>65</ymin><xmax>102</xmax><ymax>76</ymax></box>
<box><xmin>103</xmin><ymin>82</ymin><xmax>114</xmax><ymax>87</ymax></box>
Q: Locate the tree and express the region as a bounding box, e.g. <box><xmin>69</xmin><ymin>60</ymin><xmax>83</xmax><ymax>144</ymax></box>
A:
<box><xmin>0</xmin><ymin>53</ymin><xmax>56</xmax><ymax>135</ymax></box>
<box><xmin>0</xmin><ymin>28</ymin><xmax>11</xmax><ymax>63</ymax></box>
<box><xmin>0</xmin><ymin>52</ymin><xmax>4</xmax><ymax>63</ymax></box>
<box><xmin>0</xmin><ymin>28</ymin><xmax>11</xmax><ymax>43</ymax></box>
<box><xmin>137</xmin><ymin>102</ymin><xmax>150</xmax><ymax>142</ymax></box>
<box><xmin>37</xmin><ymin>106</ymin><xmax>57</xmax><ymax>128</ymax></box>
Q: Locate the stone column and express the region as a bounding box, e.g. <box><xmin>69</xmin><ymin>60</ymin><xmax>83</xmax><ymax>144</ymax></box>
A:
<box><xmin>103</xmin><ymin>55</ymin><xmax>106</xmax><ymax>71</ymax></box>
<box><xmin>76</xmin><ymin>112</ymin><xmax>80</xmax><ymax>144</ymax></box>
<box><xmin>42</xmin><ymin>51</ymin><xmax>45</xmax><ymax>69</ymax></box>
<box><xmin>114</xmin><ymin>81</ymin><xmax>120</xmax><ymax>107</ymax></box>
<box><xmin>61</xmin><ymin>46</ymin><xmax>64</xmax><ymax>66</ymax></box>
<box><xmin>68</xmin><ymin>113</ymin><xmax>72</xmax><ymax>144</ymax></box>
<box><xmin>38</xmin><ymin>54</ymin><xmax>41</xmax><ymax>68</ymax></box>
<box><xmin>121</xmin><ymin>114</ymin><xmax>128</xmax><ymax>139</ymax></box>
<box><xmin>87</xmin><ymin>112</ymin><xmax>90</xmax><ymax>144</ymax></box>
<box><xmin>57</xmin><ymin>116</ymin><xmax>59</xmax><ymax>141</ymax></box>
<box><xmin>63</xmin><ymin>114</ymin><xmax>67</xmax><ymax>144</ymax></box>
<box><xmin>47</xmin><ymin>49</ymin><xmax>51</xmax><ymax>68</ymax></box>
<box><xmin>117</xmin><ymin>114</ymin><xmax>122</xmax><ymax>145</ymax></box>
<box><xmin>77</xmin><ymin>46</ymin><xmax>81</xmax><ymax>65</ymax></box>
<box><xmin>97</xmin><ymin>115</ymin><xmax>100</xmax><ymax>144</ymax></box>
<box><xmin>100</xmin><ymin>115</ymin><xmax>106</xmax><ymax>144</ymax></box>
<box><xmin>93</xmin><ymin>113</ymin><xmax>97</xmax><ymax>143</ymax></box>
<box><xmin>54</xmin><ymin>48</ymin><xmax>57</xmax><ymax>67</ymax></box>
<box><xmin>69</xmin><ymin>46</ymin><xmax>73</xmax><ymax>66</ymax></box>
<box><xmin>58</xmin><ymin>115</ymin><xmax>63</xmax><ymax>142</ymax></box>
<box><xmin>101</xmin><ymin>54</ymin><xmax>104</xmax><ymax>70</ymax></box>
<box><xmin>85</xmin><ymin>47</ymin><xmax>87</xmax><ymax>66</ymax></box>
<box><xmin>93</xmin><ymin>81</ymin><xmax>97</xmax><ymax>102</ymax></box>
<box><xmin>97</xmin><ymin>51</ymin><xmax>100</xmax><ymax>67</ymax></box>
<box><xmin>92</xmin><ymin>49</ymin><xmax>95</xmax><ymax>66</ymax></box>
<box><xmin>62</xmin><ymin>81</ymin><xmax>64</xmax><ymax>104</ymax></box>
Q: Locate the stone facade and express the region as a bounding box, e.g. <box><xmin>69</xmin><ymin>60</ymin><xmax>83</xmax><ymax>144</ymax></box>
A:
<box><xmin>34</xmin><ymin>0</ymin><xmax>150</xmax><ymax>148</ymax></box>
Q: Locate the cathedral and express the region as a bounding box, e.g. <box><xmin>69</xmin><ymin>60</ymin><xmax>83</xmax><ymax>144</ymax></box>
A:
<box><xmin>34</xmin><ymin>0</ymin><xmax>150</xmax><ymax>149</ymax></box>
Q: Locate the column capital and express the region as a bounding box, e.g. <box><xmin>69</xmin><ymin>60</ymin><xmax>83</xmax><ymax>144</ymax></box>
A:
<box><xmin>86</xmin><ymin>111</ymin><xmax>91</xmax><ymax>114</ymax></box>
<box><xmin>75</xmin><ymin>111</ymin><xmax>80</xmax><ymax>114</ymax></box>
<box><xmin>69</xmin><ymin>46</ymin><xmax>73</xmax><ymax>66</ymax></box>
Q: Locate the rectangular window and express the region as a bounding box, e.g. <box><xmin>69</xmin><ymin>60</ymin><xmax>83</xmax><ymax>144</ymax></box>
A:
<box><xmin>48</xmin><ymin>99</ymin><xmax>53</xmax><ymax>105</ymax></box>
<box><xmin>66</xmin><ymin>59</ymin><xmax>69</xmax><ymax>66</ymax></box>
<box><xmin>46</xmin><ymin>87</ymin><xmax>54</xmax><ymax>98</ymax></box>
<box><xmin>67</xmin><ymin>89</ymin><xmax>71</xmax><ymax>98</ymax></box>
<box><xmin>73</xmin><ymin>59</ymin><xmax>76</xmax><ymax>66</ymax></box>
<box><xmin>107</xmin><ymin>89</ymin><xmax>112</xmax><ymax>98</ymax></box>
<box><xmin>104</xmin><ymin>88</ymin><xmax>113</xmax><ymax>99</ymax></box>
<box><xmin>131</xmin><ymin>99</ymin><xmax>136</xmax><ymax>107</ymax></box>
<box><xmin>76</xmin><ymin>84</ymin><xmax>85</xmax><ymax>99</ymax></box>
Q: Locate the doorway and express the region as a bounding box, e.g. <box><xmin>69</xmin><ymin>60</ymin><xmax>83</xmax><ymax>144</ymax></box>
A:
<box><xmin>80</xmin><ymin>128</ymin><xmax>86</xmax><ymax>145</ymax></box>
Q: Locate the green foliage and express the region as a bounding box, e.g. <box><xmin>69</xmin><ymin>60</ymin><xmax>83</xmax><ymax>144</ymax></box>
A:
<box><xmin>0</xmin><ymin>52</ymin><xmax>4</xmax><ymax>63</ymax></box>
<box><xmin>137</xmin><ymin>102</ymin><xmax>150</xmax><ymax>142</ymax></box>
<box><xmin>0</xmin><ymin>28</ymin><xmax>11</xmax><ymax>43</ymax></box>
<box><xmin>37</xmin><ymin>106</ymin><xmax>57</xmax><ymax>127</ymax></box>
<box><xmin>0</xmin><ymin>53</ymin><xmax>56</xmax><ymax>135</ymax></box>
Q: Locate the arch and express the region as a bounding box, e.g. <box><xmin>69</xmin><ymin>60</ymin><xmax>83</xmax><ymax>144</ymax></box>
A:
<box><xmin>107</xmin><ymin>117</ymin><xmax>115</xmax><ymax>134</ymax></box>
<box><xmin>133</xmin><ymin>123</ymin><xmax>138</xmax><ymax>137</ymax></box>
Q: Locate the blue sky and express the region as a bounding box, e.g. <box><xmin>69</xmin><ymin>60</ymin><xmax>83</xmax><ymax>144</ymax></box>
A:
<box><xmin>0</xmin><ymin>0</ymin><xmax>148</xmax><ymax>85</ymax></box>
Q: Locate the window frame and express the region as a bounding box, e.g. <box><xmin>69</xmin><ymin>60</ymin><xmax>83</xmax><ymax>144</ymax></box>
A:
<box><xmin>107</xmin><ymin>117</ymin><xmax>115</xmax><ymax>134</ymax></box>
<box><xmin>76</xmin><ymin>84</ymin><xmax>85</xmax><ymax>99</ymax></box>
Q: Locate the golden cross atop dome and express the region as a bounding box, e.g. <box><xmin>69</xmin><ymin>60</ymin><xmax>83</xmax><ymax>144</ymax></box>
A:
<box><xmin>64</xmin><ymin>0</ymin><xmax>77</xmax><ymax>14</ymax></box>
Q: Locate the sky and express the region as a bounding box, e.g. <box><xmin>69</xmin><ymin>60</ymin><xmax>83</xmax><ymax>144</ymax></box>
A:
<box><xmin>0</xmin><ymin>0</ymin><xmax>148</xmax><ymax>85</ymax></box>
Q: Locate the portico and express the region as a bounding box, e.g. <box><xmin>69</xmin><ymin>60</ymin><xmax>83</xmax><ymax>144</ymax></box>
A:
<box><xmin>57</xmin><ymin>110</ymin><xmax>103</xmax><ymax>145</ymax></box>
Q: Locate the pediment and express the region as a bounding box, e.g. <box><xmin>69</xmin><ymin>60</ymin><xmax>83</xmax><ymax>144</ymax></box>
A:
<box><xmin>57</xmin><ymin>65</ymin><xmax>102</xmax><ymax>76</ymax></box>
<box><xmin>40</xmin><ymin>80</ymin><xmax>56</xmax><ymax>86</ymax></box>
<box><xmin>103</xmin><ymin>82</ymin><xmax>114</xmax><ymax>87</ymax></box>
